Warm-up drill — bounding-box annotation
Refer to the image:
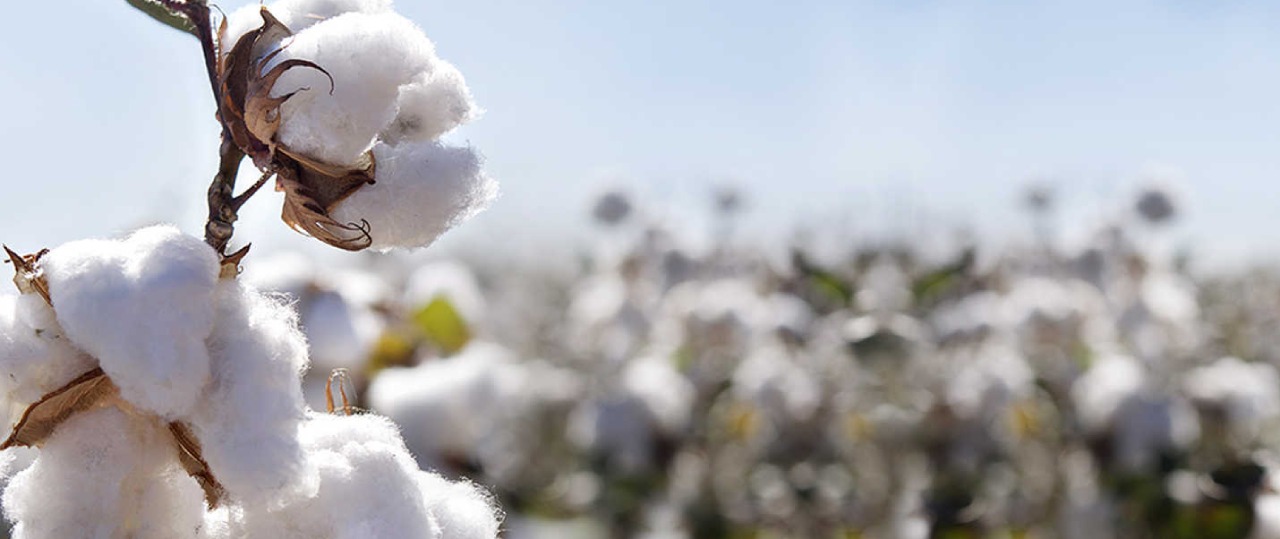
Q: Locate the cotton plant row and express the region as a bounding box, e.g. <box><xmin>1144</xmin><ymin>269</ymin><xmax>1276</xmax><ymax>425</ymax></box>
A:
<box><xmin>246</xmin><ymin>180</ymin><xmax>1280</xmax><ymax>538</ymax></box>
<box><xmin>0</xmin><ymin>0</ymin><xmax>500</xmax><ymax>537</ymax></box>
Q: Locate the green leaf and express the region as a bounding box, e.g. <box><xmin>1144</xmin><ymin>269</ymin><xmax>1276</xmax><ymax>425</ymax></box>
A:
<box><xmin>125</xmin><ymin>0</ymin><xmax>197</xmax><ymax>36</ymax></box>
<box><xmin>411</xmin><ymin>296</ymin><xmax>472</xmax><ymax>355</ymax></box>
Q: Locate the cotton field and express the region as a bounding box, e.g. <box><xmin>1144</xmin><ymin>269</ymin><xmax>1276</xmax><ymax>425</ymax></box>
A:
<box><xmin>138</xmin><ymin>179</ymin><xmax>1263</xmax><ymax>539</ymax></box>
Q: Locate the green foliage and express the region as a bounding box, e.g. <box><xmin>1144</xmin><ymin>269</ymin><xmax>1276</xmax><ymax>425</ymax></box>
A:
<box><xmin>411</xmin><ymin>296</ymin><xmax>472</xmax><ymax>355</ymax></box>
<box><xmin>125</xmin><ymin>0</ymin><xmax>196</xmax><ymax>36</ymax></box>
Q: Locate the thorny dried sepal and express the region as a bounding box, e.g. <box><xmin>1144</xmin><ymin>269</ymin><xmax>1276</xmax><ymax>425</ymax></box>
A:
<box><xmin>3</xmin><ymin>246</ymin><xmax>50</xmax><ymax>304</ymax></box>
<box><xmin>220</xmin><ymin>244</ymin><xmax>252</xmax><ymax>279</ymax></box>
<box><xmin>216</xmin><ymin>7</ymin><xmax>376</xmax><ymax>251</ymax></box>
<box><xmin>1</xmin><ymin>368</ymin><xmax>117</xmax><ymax>450</ymax></box>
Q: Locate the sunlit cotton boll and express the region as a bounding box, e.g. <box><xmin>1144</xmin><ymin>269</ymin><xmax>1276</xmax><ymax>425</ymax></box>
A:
<box><xmin>3</xmin><ymin>407</ymin><xmax>205</xmax><ymax>539</ymax></box>
<box><xmin>0</xmin><ymin>294</ymin><xmax>96</xmax><ymax>409</ymax></box>
<box><xmin>1184</xmin><ymin>357</ymin><xmax>1280</xmax><ymax>444</ymax></box>
<box><xmin>329</xmin><ymin>141</ymin><xmax>498</xmax><ymax>250</ymax></box>
<box><xmin>238</xmin><ymin>413</ymin><xmax>501</xmax><ymax>539</ymax></box>
<box><xmin>269</xmin><ymin>11</ymin><xmax>438</xmax><ymax>167</ymax></box>
<box><xmin>39</xmin><ymin>225</ymin><xmax>219</xmax><ymax>420</ymax></box>
<box><xmin>367</xmin><ymin>342</ymin><xmax>527</xmax><ymax>466</ymax></box>
<box><xmin>186</xmin><ymin>281</ymin><xmax>311</xmax><ymax>506</ymax></box>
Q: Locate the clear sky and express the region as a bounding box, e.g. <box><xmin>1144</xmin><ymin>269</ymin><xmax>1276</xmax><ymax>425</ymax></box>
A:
<box><xmin>3</xmin><ymin>1</ymin><xmax>1280</xmax><ymax>268</ymax></box>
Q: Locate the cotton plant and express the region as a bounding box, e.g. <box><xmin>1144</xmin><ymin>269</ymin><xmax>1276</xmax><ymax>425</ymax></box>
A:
<box><xmin>0</xmin><ymin>0</ymin><xmax>501</xmax><ymax>536</ymax></box>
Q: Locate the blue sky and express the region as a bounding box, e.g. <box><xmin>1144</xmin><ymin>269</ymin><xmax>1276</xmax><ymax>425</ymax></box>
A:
<box><xmin>3</xmin><ymin>1</ymin><xmax>1280</xmax><ymax>268</ymax></box>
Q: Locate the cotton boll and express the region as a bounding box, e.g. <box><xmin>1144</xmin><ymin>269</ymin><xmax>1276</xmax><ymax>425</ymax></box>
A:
<box><xmin>1255</xmin><ymin>492</ymin><xmax>1280</xmax><ymax>539</ymax></box>
<box><xmin>382</xmin><ymin>63</ymin><xmax>478</xmax><ymax>144</ymax></box>
<box><xmin>331</xmin><ymin>141</ymin><xmax>498</xmax><ymax>250</ymax></box>
<box><xmin>417</xmin><ymin>473</ymin><xmax>503</xmax><ymax>539</ymax></box>
<box><xmin>1071</xmin><ymin>353</ymin><xmax>1144</xmax><ymax>433</ymax></box>
<box><xmin>3</xmin><ymin>407</ymin><xmax>203</xmax><ymax>539</ymax></box>
<box><xmin>242</xmin><ymin>413</ymin><xmax>501</xmax><ymax>539</ymax></box>
<box><xmin>304</xmin><ymin>289</ymin><xmax>383</xmax><ymax>373</ymax></box>
<box><xmin>623</xmin><ymin>357</ymin><xmax>694</xmax><ymax>435</ymax></box>
<box><xmin>271</xmin><ymin>0</ymin><xmax>392</xmax><ymax>31</ymax></box>
<box><xmin>187</xmin><ymin>281</ymin><xmax>310</xmax><ymax>505</ymax></box>
<box><xmin>1184</xmin><ymin>357</ymin><xmax>1280</xmax><ymax>442</ymax></box>
<box><xmin>367</xmin><ymin>342</ymin><xmax>524</xmax><ymax>463</ymax></box>
<box><xmin>40</xmin><ymin>226</ymin><xmax>218</xmax><ymax>419</ymax></box>
<box><xmin>271</xmin><ymin>12</ymin><xmax>438</xmax><ymax>167</ymax></box>
<box><xmin>0</xmin><ymin>294</ymin><xmax>96</xmax><ymax>408</ymax></box>
<box><xmin>240</xmin><ymin>413</ymin><xmax>439</xmax><ymax>539</ymax></box>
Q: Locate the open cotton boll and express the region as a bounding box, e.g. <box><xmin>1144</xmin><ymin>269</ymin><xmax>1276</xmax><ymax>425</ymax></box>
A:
<box><xmin>3</xmin><ymin>407</ymin><xmax>205</xmax><ymax>539</ymax></box>
<box><xmin>304</xmin><ymin>288</ymin><xmax>384</xmax><ymax>373</ymax></box>
<box><xmin>241</xmin><ymin>413</ymin><xmax>500</xmax><ymax>539</ymax></box>
<box><xmin>1184</xmin><ymin>357</ymin><xmax>1280</xmax><ymax>440</ymax></box>
<box><xmin>1071</xmin><ymin>353</ymin><xmax>1145</xmax><ymax>433</ymax></box>
<box><xmin>417</xmin><ymin>473</ymin><xmax>503</xmax><ymax>539</ymax></box>
<box><xmin>219</xmin><ymin>0</ymin><xmax>392</xmax><ymax>64</ymax></box>
<box><xmin>622</xmin><ymin>357</ymin><xmax>694</xmax><ymax>435</ymax></box>
<box><xmin>271</xmin><ymin>0</ymin><xmax>392</xmax><ymax>31</ymax></box>
<box><xmin>271</xmin><ymin>12</ymin><xmax>438</xmax><ymax>167</ymax></box>
<box><xmin>0</xmin><ymin>294</ymin><xmax>96</xmax><ymax>408</ymax></box>
<box><xmin>382</xmin><ymin>62</ymin><xmax>478</xmax><ymax>144</ymax></box>
<box><xmin>40</xmin><ymin>226</ymin><xmax>218</xmax><ymax>419</ymax></box>
<box><xmin>367</xmin><ymin>342</ymin><xmax>525</xmax><ymax>463</ymax></box>
<box><xmin>330</xmin><ymin>141</ymin><xmax>498</xmax><ymax>250</ymax></box>
<box><xmin>187</xmin><ymin>281</ymin><xmax>311</xmax><ymax>505</ymax></box>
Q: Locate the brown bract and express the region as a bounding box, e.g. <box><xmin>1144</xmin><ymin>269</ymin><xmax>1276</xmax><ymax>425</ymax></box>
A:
<box><xmin>216</xmin><ymin>8</ymin><xmax>376</xmax><ymax>251</ymax></box>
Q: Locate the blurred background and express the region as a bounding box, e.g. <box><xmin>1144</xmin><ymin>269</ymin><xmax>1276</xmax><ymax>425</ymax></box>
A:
<box><xmin>7</xmin><ymin>1</ymin><xmax>1280</xmax><ymax>537</ymax></box>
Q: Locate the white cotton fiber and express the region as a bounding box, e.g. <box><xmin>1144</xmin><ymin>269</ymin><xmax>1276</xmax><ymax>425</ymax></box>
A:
<box><xmin>3</xmin><ymin>407</ymin><xmax>204</xmax><ymax>539</ymax></box>
<box><xmin>331</xmin><ymin>141</ymin><xmax>498</xmax><ymax>250</ymax></box>
<box><xmin>40</xmin><ymin>226</ymin><xmax>218</xmax><ymax>419</ymax></box>
<box><xmin>187</xmin><ymin>281</ymin><xmax>311</xmax><ymax>505</ymax></box>
<box><xmin>0</xmin><ymin>294</ymin><xmax>96</xmax><ymax>408</ymax></box>
<box><xmin>367</xmin><ymin>342</ymin><xmax>524</xmax><ymax>462</ymax></box>
<box><xmin>418</xmin><ymin>473</ymin><xmax>503</xmax><ymax>539</ymax></box>
<box><xmin>271</xmin><ymin>12</ymin><xmax>438</xmax><ymax>167</ymax></box>
<box><xmin>381</xmin><ymin>62</ymin><xmax>478</xmax><ymax>144</ymax></box>
<box><xmin>240</xmin><ymin>413</ymin><xmax>501</xmax><ymax>539</ymax></box>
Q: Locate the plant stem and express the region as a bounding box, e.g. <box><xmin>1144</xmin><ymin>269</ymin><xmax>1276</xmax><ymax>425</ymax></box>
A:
<box><xmin>205</xmin><ymin>139</ymin><xmax>247</xmax><ymax>256</ymax></box>
<box><xmin>164</xmin><ymin>0</ymin><xmax>250</xmax><ymax>257</ymax></box>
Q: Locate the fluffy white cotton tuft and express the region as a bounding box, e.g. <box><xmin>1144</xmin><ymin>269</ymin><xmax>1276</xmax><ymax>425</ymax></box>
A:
<box><xmin>187</xmin><ymin>281</ymin><xmax>311</xmax><ymax>505</ymax></box>
<box><xmin>240</xmin><ymin>413</ymin><xmax>501</xmax><ymax>539</ymax></box>
<box><xmin>382</xmin><ymin>62</ymin><xmax>478</xmax><ymax>144</ymax></box>
<box><xmin>40</xmin><ymin>226</ymin><xmax>218</xmax><ymax>419</ymax></box>
<box><xmin>270</xmin><ymin>12</ymin><xmax>436</xmax><ymax>167</ymax></box>
<box><xmin>417</xmin><ymin>472</ymin><xmax>503</xmax><ymax>539</ymax></box>
<box><xmin>367</xmin><ymin>342</ymin><xmax>525</xmax><ymax>462</ymax></box>
<box><xmin>0</xmin><ymin>294</ymin><xmax>96</xmax><ymax>408</ymax></box>
<box><xmin>3</xmin><ymin>407</ymin><xmax>204</xmax><ymax>539</ymax></box>
<box><xmin>331</xmin><ymin>141</ymin><xmax>498</xmax><ymax>250</ymax></box>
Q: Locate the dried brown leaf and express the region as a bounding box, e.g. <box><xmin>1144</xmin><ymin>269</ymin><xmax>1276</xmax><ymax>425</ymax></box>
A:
<box><xmin>169</xmin><ymin>421</ymin><xmax>227</xmax><ymax>508</ymax></box>
<box><xmin>1</xmin><ymin>368</ymin><xmax>117</xmax><ymax>450</ymax></box>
